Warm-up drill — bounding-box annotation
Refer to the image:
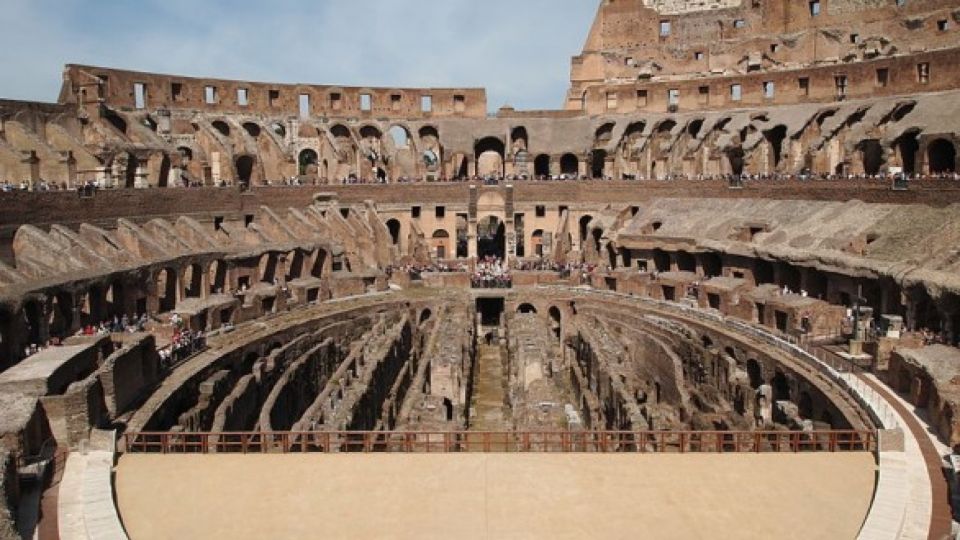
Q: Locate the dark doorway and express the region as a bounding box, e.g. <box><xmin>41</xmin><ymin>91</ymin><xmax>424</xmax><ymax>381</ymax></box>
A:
<box><xmin>928</xmin><ymin>138</ymin><xmax>956</xmax><ymax>173</ymax></box>
<box><xmin>477</xmin><ymin>216</ymin><xmax>506</xmax><ymax>259</ymax></box>
<box><xmin>476</xmin><ymin>297</ymin><xmax>505</xmax><ymax>326</ymax></box>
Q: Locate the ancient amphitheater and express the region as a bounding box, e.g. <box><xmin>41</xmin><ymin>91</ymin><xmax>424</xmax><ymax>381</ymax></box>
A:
<box><xmin>1</xmin><ymin>0</ymin><xmax>960</xmax><ymax>538</ymax></box>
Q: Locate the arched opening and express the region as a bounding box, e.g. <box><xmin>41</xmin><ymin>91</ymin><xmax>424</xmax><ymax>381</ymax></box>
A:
<box><xmin>476</xmin><ymin>216</ymin><xmax>505</xmax><ymax>259</ymax></box>
<box><xmin>701</xmin><ymin>335</ymin><xmax>714</xmax><ymax>349</ymax></box>
<box><xmin>534</xmin><ymin>154</ymin><xmax>550</xmax><ymax>177</ymax></box>
<box><xmin>726</xmin><ymin>148</ymin><xmax>745</xmax><ymax>175</ymax></box>
<box><xmin>235</xmin><ymin>155</ymin><xmax>255</xmax><ymax>186</ymax></box>
<box><xmin>184</xmin><ymin>263</ymin><xmax>204</xmax><ymax>298</ymax></box>
<box><xmin>388</xmin><ymin>126</ymin><xmax>409</xmax><ymax>148</ymax></box>
<box><xmin>858</xmin><ymin>139</ymin><xmax>884</xmax><ymax>175</ymax></box>
<box><xmin>211</xmin><ymin>120</ymin><xmax>231</xmax><ymax>137</ymax></box>
<box><xmin>443</xmin><ymin>398</ymin><xmax>454</xmax><ymax>421</ymax></box>
<box><xmin>595</xmin><ymin>123</ymin><xmax>615</xmax><ymax>144</ymax></box>
<box><xmin>560</xmin><ymin>154</ymin><xmax>579</xmax><ymax>176</ymax></box>
<box><xmin>106</xmin><ymin>280</ymin><xmax>125</xmax><ymax>318</ymax></box>
<box><xmin>531</xmin><ymin>230</ymin><xmax>545</xmax><ymax>257</ymax></box>
<box><xmin>591</xmin><ymin>149</ymin><xmax>607</xmax><ymax>178</ymax></box>
<box><xmin>270</xmin><ymin>122</ymin><xmax>286</xmax><ymax>137</ymax></box>
<box><xmin>419</xmin><ymin>309</ymin><xmax>432</xmax><ymax>325</ymax></box>
<box><xmin>209</xmin><ymin>260</ymin><xmax>227</xmax><ymax>295</ymax></box>
<box><xmin>259</xmin><ymin>254</ymin><xmax>278</xmax><ymax>283</ymax></box>
<box><xmin>579</xmin><ymin>215</ymin><xmax>594</xmax><ymax>243</ymax></box>
<box><xmin>591</xmin><ymin>229</ymin><xmax>602</xmax><ymax>254</ymax></box>
<box><xmin>475</xmin><ymin>137</ymin><xmax>505</xmax><ymax>177</ymax></box>
<box><xmin>156</xmin><ymin>268</ymin><xmax>178</xmax><ymax>313</ymax></box>
<box><xmin>104</xmin><ymin>109</ymin><xmax>128</xmax><ymax>134</ymax></box>
<box><xmin>517</xmin><ymin>303</ymin><xmax>537</xmax><ymax>314</ymax></box>
<box><xmin>763</xmin><ymin>125</ymin><xmax>787</xmax><ymax>168</ymax></box>
<box><xmin>548</xmin><ymin>306</ymin><xmax>562</xmax><ymax>341</ymax></box>
<box><xmin>510</xmin><ymin>127</ymin><xmax>528</xmax><ymax>151</ymax></box>
<box><xmin>298</xmin><ymin>149</ymin><xmax>319</xmax><ymax>176</ymax></box>
<box><xmin>746</xmin><ymin>359</ymin><xmax>763</xmax><ymax>389</ymax></box>
<box><xmin>676</xmin><ymin>251</ymin><xmax>696</xmax><ymax>273</ymax></box>
<box><xmin>386</xmin><ymin>219</ymin><xmax>401</xmax><ymax>245</ymax></box>
<box><xmin>242</xmin><ymin>122</ymin><xmax>261</xmax><ymax>137</ymax></box>
<box><xmin>928</xmin><ymin>138</ymin><xmax>957</xmax><ymax>173</ymax></box>
<box><xmin>894</xmin><ymin>132</ymin><xmax>919</xmax><ymax>174</ymax></box>
<box><xmin>431</xmin><ymin>229</ymin><xmax>451</xmax><ymax>260</ymax></box>
<box><xmin>119</xmin><ymin>153</ymin><xmax>138</xmax><ymax>188</ymax></box>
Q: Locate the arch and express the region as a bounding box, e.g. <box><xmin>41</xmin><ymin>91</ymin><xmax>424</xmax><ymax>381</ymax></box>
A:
<box><xmin>591</xmin><ymin>229</ymin><xmax>602</xmax><ymax>254</ymax></box>
<box><xmin>298</xmin><ymin>149</ymin><xmax>319</xmax><ymax>176</ymax></box>
<box><xmin>49</xmin><ymin>292</ymin><xmax>74</xmax><ymax>338</ymax></box>
<box><xmin>893</xmin><ymin>132</ymin><xmax>919</xmax><ymax>174</ymax></box>
<box><xmin>517</xmin><ymin>303</ymin><xmax>538</xmax><ymax>314</ymax></box>
<box><xmin>177</xmin><ymin>146</ymin><xmax>194</xmax><ymax>162</ymax></box>
<box><xmin>104</xmin><ymin>109</ymin><xmax>128</xmax><ymax>134</ymax></box>
<box><xmin>156</xmin><ymin>268</ymin><xmax>178</xmax><ymax>313</ymax></box>
<box><xmin>419</xmin><ymin>309</ymin><xmax>432</xmax><ymax>324</ymax></box>
<box><xmin>548</xmin><ymin>306</ymin><xmax>562</xmax><ymax>341</ymax></box>
<box><xmin>270</xmin><ymin>122</ymin><xmax>287</xmax><ymax>137</ymax></box>
<box><xmin>242</xmin><ymin>122</ymin><xmax>262</xmax><ymax>137</ymax></box>
<box><xmin>475</xmin><ymin>137</ymin><xmax>505</xmax><ymax>177</ymax></box>
<box><xmin>235</xmin><ymin>155</ymin><xmax>255</xmax><ymax>185</ymax></box>
<box><xmin>157</xmin><ymin>154</ymin><xmax>171</xmax><ymax>188</ymax></box>
<box><xmin>591</xmin><ymin>149</ymin><xmax>607</xmax><ymax>178</ymax></box>
<box><xmin>432</xmin><ymin>229</ymin><xmax>450</xmax><ymax>238</ymax></box>
<box><xmin>510</xmin><ymin>126</ymin><xmax>528</xmax><ymax>151</ymax></box>
<box><xmin>359</xmin><ymin>125</ymin><xmax>382</xmax><ymax>139</ymax></box>
<box><xmin>386</xmin><ymin>219</ymin><xmax>401</xmax><ymax>245</ymax></box>
<box><xmin>419</xmin><ymin>125</ymin><xmax>439</xmax><ymax>139</ymax></box>
<box><xmin>858</xmin><ymin>139</ymin><xmax>884</xmax><ymax>175</ymax></box>
<box><xmin>23</xmin><ymin>300</ymin><xmax>43</xmax><ymax>345</ymax></box>
<box><xmin>701</xmin><ymin>335</ymin><xmax>714</xmax><ymax>349</ymax></box>
<box><xmin>595</xmin><ymin>122</ymin><xmax>615</xmax><ymax>143</ymax></box>
<box><xmin>330</xmin><ymin>124</ymin><xmax>352</xmax><ymax>140</ymax></box>
<box><xmin>211</xmin><ymin>120</ymin><xmax>231</xmax><ymax>137</ymax></box>
<box><xmin>208</xmin><ymin>260</ymin><xmax>227</xmax><ymax>295</ymax></box>
<box><xmin>531</xmin><ymin>229</ymin><xmax>545</xmax><ymax>257</ymax></box>
<box><xmin>928</xmin><ymin>138</ymin><xmax>956</xmax><ymax>173</ymax></box>
<box><xmin>534</xmin><ymin>154</ymin><xmax>550</xmax><ymax>177</ymax></box>
<box><xmin>726</xmin><ymin>148</ymin><xmax>745</xmax><ymax>176</ymax></box>
<box><xmin>700</xmin><ymin>252</ymin><xmax>722</xmax><ymax>277</ymax></box>
<box><xmin>388</xmin><ymin>125</ymin><xmax>410</xmax><ymax>148</ymax></box>
<box><xmin>184</xmin><ymin>263</ymin><xmax>204</xmax><ymax>298</ymax></box>
<box><xmin>560</xmin><ymin>153</ymin><xmax>579</xmax><ymax>176</ymax></box>
<box><xmin>476</xmin><ymin>216</ymin><xmax>505</xmax><ymax>259</ymax></box>
<box><xmin>579</xmin><ymin>215</ymin><xmax>594</xmax><ymax>242</ymax></box>
<box><xmin>762</xmin><ymin>125</ymin><xmax>787</xmax><ymax>168</ymax></box>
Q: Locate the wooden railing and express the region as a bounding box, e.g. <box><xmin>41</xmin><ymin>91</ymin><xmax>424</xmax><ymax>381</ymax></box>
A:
<box><xmin>122</xmin><ymin>430</ymin><xmax>876</xmax><ymax>454</ymax></box>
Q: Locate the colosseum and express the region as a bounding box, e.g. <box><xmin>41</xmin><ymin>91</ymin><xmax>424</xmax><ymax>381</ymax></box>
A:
<box><xmin>0</xmin><ymin>0</ymin><xmax>959</xmax><ymax>538</ymax></box>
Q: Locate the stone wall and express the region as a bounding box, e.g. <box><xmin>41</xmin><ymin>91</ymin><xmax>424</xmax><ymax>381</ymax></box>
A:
<box><xmin>0</xmin><ymin>449</ymin><xmax>17</xmax><ymax>540</ymax></box>
<box><xmin>98</xmin><ymin>335</ymin><xmax>161</xmax><ymax>418</ymax></box>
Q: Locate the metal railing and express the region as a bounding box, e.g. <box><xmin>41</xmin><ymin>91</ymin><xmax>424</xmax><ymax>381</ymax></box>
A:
<box><xmin>122</xmin><ymin>430</ymin><xmax>875</xmax><ymax>455</ymax></box>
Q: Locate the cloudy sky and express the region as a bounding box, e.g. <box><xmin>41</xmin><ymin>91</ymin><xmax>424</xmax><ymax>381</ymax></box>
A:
<box><xmin>0</xmin><ymin>0</ymin><xmax>597</xmax><ymax>111</ymax></box>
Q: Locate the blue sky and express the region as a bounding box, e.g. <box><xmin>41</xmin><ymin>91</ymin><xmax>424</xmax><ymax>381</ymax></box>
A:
<box><xmin>0</xmin><ymin>0</ymin><xmax>597</xmax><ymax>111</ymax></box>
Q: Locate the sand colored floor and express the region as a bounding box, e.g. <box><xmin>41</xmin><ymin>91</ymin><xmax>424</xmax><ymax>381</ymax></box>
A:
<box><xmin>117</xmin><ymin>453</ymin><xmax>877</xmax><ymax>540</ymax></box>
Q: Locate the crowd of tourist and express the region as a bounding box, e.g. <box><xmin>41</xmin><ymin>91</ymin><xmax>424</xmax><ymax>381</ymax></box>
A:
<box><xmin>472</xmin><ymin>256</ymin><xmax>512</xmax><ymax>288</ymax></box>
<box><xmin>159</xmin><ymin>314</ymin><xmax>207</xmax><ymax>368</ymax></box>
<box><xmin>78</xmin><ymin>313</ymin><xmax>149</xmax><ymax>336</ymax></box>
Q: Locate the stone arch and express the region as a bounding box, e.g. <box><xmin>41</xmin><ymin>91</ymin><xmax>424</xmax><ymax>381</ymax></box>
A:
<box><xmin>534</xmin><ymin>154</ymin><xmax>550</xmax><ymax>177</ymax></box>
<box><xmin>858</xmin><ymin>139</ymin><xmax>884</xmax><ymax>175</ymax></box>
<box><xmin>310</xmin><ymin>249</ymin><xmax>328</xmax><ymax>278</ymax></box>
<box><xmin>578</xmin><ymin>215</ymin><xmax>594</xmax><ymax>243</ymax></box>
<box><xmin>235</xmin><ymin>155</ymin><xmax>255</xmax><ymax>185</ymax></box>
<box><xmin>298</xmin><ymin>149</ymin><xmax>319</xmax><ymax>176</ymax></box>
<box><xmin>893</xmin><ymin>131</ymin><xmax>919</xmax><ymax>174</ymax></box>
<box><xmin>746</xmin><ymin>359</ymin><xmax>763</xmax><ymax>389</ymax></box>
<box><xmin>475</xmin><ymin>136</ymin><xmax>505</xmax><ymax>177</ymax></box>
<box><xmin>419</xmin><ymin>309</ymin><xmax>432</xmax><ymax>324</ymax></box>
<box><xmin>287</xmin><ymin>250</ymin><xmax>306</xmax><ymax>281</ymax></box>
<box><xmin>386</xmin><ymin>219</ymin><xmax>401</xmax><ymax>246</ymax></box>
<box><xmin>591</xmin><ymin>149</ymin><xmax>607</xmax><ymax>178</ymax></box>
<box><xmin>242</xmin><ymin>122</ymin><xmax>261</xmax><ymax>137</ymax></box>
<box><xmin>211</xmin><ymin>120</ymin><xmax>231</xmax><ymax>137</ymax></box>
<box><xmin>158</xmin><ymin>154</ymin><xmax>171</xmax><ymax>188</ymax></box>
<box><xmin>560</xmin><ymin>153</ymin><xmax>579</xmax><ymax>176</ymax></box>
<box><xmin>476</xmin><ymin>216</ymin><xmax>505</xmax><ymax>259</ymax></box>
<box><xmin>726</xmin><ymin>147</ymin><xmax>745</xmax><ymax>176</ymax></box>
<box><xmin>548</xmin><ymin>306</ymin><xmax>562</xmax><ymax>341</ymax></box>
<box><xmin>928</xmin><ymin>138</ymin><xmax>956</xmax><ymax>173</ymax></box>
<box><xmin>431</xmin><ymin>229</ymin><xmax>451</xmax><ymax>259</ymax></box>
<box><xmin>772</xmin><ymin>370</ymin><xmax>790</xmax><ymax>402</ymax></box>
<box><xmin>676</xmin><ymin>251</ymin><xmax>696</xmax><ymax>272</ymax></box>
<box><xmin>388</xmin><ymin>125</ymin><xmax>410</xmax><ymax>148</ymax></box>
<box><xmin>595</xmin><ymin>122</ymin><xmax>615</xmax><ymax>144</ymax></box>
<box><xmin>517</xmin><ymin>303</ymin><xmax>537</xmax><ymax>314</ymax></box>
<box><xmin>510</xmin><ymin>126</ymin><xmax>528</xmax><ymax>152</ymax></box>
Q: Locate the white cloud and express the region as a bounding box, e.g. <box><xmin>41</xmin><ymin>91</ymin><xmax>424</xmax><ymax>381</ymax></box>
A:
<box><xmin>0</xmin><ymin>0</ymin><xmax>596</xmax><ymax>110</ymax></box>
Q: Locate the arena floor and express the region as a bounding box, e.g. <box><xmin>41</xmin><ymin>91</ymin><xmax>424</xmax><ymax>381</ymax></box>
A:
<box><xmin>116</xmin><ymin>452</ymin><xmax>877</xmax><ymax>540</ymax></box>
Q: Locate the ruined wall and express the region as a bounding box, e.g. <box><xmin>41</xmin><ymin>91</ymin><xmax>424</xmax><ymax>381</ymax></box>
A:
<box><xmin>98</xmin><ymin>335</ymin><xmax>161</xmax><ymax>417</ymax></box>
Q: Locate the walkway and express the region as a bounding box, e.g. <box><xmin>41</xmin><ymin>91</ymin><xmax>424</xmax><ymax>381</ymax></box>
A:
<box><xmin>117</xmin><ymin>453</ymin><xmax>877</xmax><ymax>540</ymax></box>
<box><xmin>468</xmin><ymin>339</ymin><xmax>511</xmax><ymax>433</ymax></box>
